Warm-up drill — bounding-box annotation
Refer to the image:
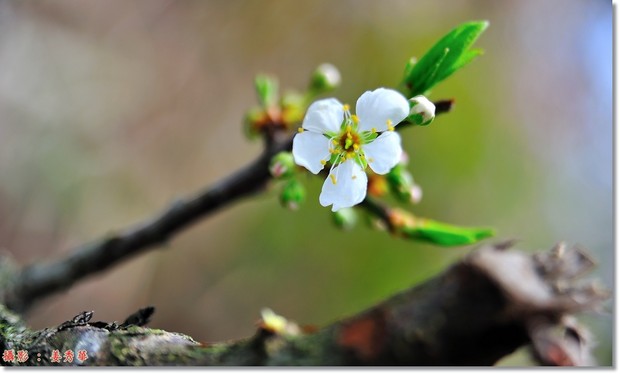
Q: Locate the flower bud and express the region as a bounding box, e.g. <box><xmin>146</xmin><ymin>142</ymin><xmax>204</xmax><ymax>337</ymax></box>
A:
<box><xmin>280</xmin><ymin>92</ymin><xmax>305</xmax><ymax>125</ymax></box>
<box><xmin>409</xmin><ymin>183</ymin><xmax>423</xmax><ymax>204</ymax></box>
<box><xmin>255</xmin><ymin>74</ymin><xmax>279</xmax><ymax>108</ymax></box>
<box><xmin>270</xmin><ymin>152</ymin><xmax>295</xmax><ymax>179</ymax></box>
<box><xmin>408</xmin><ymin>95</ymin><xmax>436</xmax><ymax>126</ymax></box>
<box><xmin>332</xmin><ymin>207</ymin><xmax>358</xmax><ymax>230</ymax></box>
<box><xmin>279</xmin><ymin>178</ymin><xmax>305</xmax><ymax>210</ymax></box>
<box><xmin>308</xmin><ymin>63</ymin><xmax>341</xmax><ymax>94</ymax></box>
<box><xmin>386</xmin><ymin>164</ymin><xmax>423</xmax><ymax>204</ymax></box>
<box><xmin>260</xmin><ymin>308</ymin><xmax>300</xmax><ymax>335</ymax></box>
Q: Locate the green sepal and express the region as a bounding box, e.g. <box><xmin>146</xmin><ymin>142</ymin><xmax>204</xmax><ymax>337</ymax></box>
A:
<box><xmin>401</xmin><ymin>218</ymin><xmax>494</xmax><ymax>246</ymax></box>
<box><xmin>360</xmin><ymin>131</ymin><xmax>378</xmax><ymax>143</ymax></box>
<box><xmin>402</xmin><ymin>21</ymin><xmax>488</xmax><ymax>97</ymax></box>
<box><xmin>406</xmin><ymin>113</ymin><xmax>431</xmax><ymax>126</ymax></box>
<box><xmin>255</xmin><ymin>74</ymin><xmax>279</xmax><ymax>108</ymax></box>
<box><xmin>358</xmin><ymin>155</ymin><xmax>368</xmax><ymax>169</ymax></box>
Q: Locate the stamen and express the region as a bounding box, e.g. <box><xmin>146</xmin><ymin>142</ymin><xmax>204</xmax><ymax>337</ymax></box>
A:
<box><xmin>351</xmin><ymin>114</ymin><xmax>359</xmax><ymax>124</ymax></box>
<box><xmin>297</xmin><ymin>127</ymin><xmax>304</xmax><ymax>133</ymax></box>
<box><xmin>320</xmin><ymin>160</ymin><xmax>327</xmax><ymax>165</ymax></box>
<box><xmin>335</xmin><ymin>159</ymin><xmax>343</xmax><ymax>183</ymax></box>
<box><xmin>346</xmin><ymin>125</ymin><xmax>352</xmax><ymax>133</ymax></box>
<box><xmin>330</xmin><ymin>174</ymin><xmax>337</xmax><ymax>185</ymax></box>
<box><xmin>353</xmin><ymin>144</ymin><xmax>359</xmax><ymax>151</ymax></box>
<box><xmin>386</xmin><ymin>119</ymin><xmax>394</xmax><ymax>131</ymax></box>
<box><xmin>332</xmin><ymin>139</ymin><xmax>338</xmax><ymax>146</ymax></box>
<box><xmin>355</xmin><ymin>153</ymin><xmax>364</xmax><ymax>168</ymax></box>
<box><xmin>352</xmin><ymin>175</ymin><xmax>357</xmax><ymax>180</ymax></box>
<box><xmin>343</xmin><ymin>104</ymin><xmax>350</xmax><ymax>112</ymax></box>
<box><xmin>329</xmin><ymin>153</ymin><xmax>342</xmax><ymax>176</ymax></box>
<box><xmin>371</xmin><ymin>127</ymin><xmax>377</xmax><ymax>134</ymax></box>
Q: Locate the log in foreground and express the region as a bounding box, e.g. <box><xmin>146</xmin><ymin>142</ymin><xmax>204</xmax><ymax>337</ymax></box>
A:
<box><xmin>0</xmin><ymin>243</ymin><xmax>608</xmax><ymax>366</ymax></box>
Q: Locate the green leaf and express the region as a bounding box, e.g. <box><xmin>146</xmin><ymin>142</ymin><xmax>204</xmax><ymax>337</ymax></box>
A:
<box><xmin>255</xmin><ymin>74</ymin><xmax>279</xmax><ymax>108</ymax></box>
<box><xmin>400</xmin><ymin>217</ymin><xmax>494</xmax><ymax>246</ymax></box>
<box><xmin>402</xmin><ymin>21</ymin><xmax>488</xmax><ymax>97</ymax></box>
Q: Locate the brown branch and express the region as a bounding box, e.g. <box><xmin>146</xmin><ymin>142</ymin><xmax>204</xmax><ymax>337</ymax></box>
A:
<box><xmin>2</xmin><ymin>137</ymin><xmax>293</xmax><ymax>312</ymax></box>
<box><xmin>1</xmin><ymin>243</ymin><xmax>608</xmax><ymax>366</ymax></box>
<box><xmin>1</xmin><ymin>99</ymin><xmax>453</xmax><ymax>313</ymax></box>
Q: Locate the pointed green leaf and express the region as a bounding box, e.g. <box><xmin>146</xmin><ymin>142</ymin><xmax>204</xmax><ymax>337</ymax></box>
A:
<box><xmin>402</xmin><ymin>21</ymin><xmax>489</xmax><ymax>97</ymax></box>
<box><xmin>436</xmin><ymin>48</ymin><xmax>484</xmax><ymax>83</ymax></box>
<box><xmin>400</xmin><ymin>217</ymin><xmax>494</xmax><ymax>246</ymax></box>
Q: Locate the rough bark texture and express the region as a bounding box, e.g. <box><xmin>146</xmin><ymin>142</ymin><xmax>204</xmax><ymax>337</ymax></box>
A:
<box><xmin>0</xmin><ymin>243</ymin><xmax>608</xmax><ymax>366</ymax></box>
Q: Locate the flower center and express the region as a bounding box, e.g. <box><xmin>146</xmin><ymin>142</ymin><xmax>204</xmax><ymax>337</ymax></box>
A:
<box><xmin>338</xmin><ymin>126</ymin><xmax>361</xmax><ymax>154</ymax></box>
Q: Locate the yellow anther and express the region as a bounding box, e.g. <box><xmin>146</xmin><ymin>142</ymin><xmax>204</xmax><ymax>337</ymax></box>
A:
<box><xmin>353</xmin><ymin>144</ymin><xmax>360</xmax><ymax>151</ymax></box>
<box><xmin>352</xmin><ymin>175</ymin><xmax>357</xmax><ymax>180</ymax></box>
<box><xmin>297</xmin><ymin>127</ymin><xmax>304</xmax><ymax>133</ymax></box>
<box><xmin>371</xmin><ymin>127</ymin><xmax>377</xmax><ymax>133</ymax></box>
<box><xmin>346</xmin><ymin>153</ymin><xmax>354</xmax><ymax>159</ymax></box>
<box><xmin>346</xmin><ymin>125</ymin><xmax>352</xmax><ymax>132</ymax></box>
<box><xmin>386</xmin><ymin>119</ymin><xmax>394</xmax><ymax>131</ymax></box>
<box><xmin>387</xmin><ymin>125</ymin><xmax>395</xmax><ymax>131</ymax></box>
<box><xmin>320</xmin><ymin>160</ymin><xmax>327</xmax><ymax>165</ymax></box>
<box><xmin>330</xmin><ymin>174</ymin><xmax>337</xmax><ymax>185</ymax></box>
<box><xmin>351</xmin><ymin>114</ymin><xmax>359</xmax><ymax>124</ymax></box>
<box><xmin>343</xmin><ymin>104</ymin><xmax>350</xmax><ymax>112</ymax></box>
<box><xmin>332</xmin><ymin>139</ymin><xmax>338</xmax><ymax>145</ymax></box>
<box><xmin>346</xmin><ymin>132</ymin><xmax>352</xmax><ymax>139</ymax></box>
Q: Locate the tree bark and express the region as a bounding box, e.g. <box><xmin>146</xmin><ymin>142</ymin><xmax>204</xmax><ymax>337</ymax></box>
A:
<box><xmin>0</xmin><ymin>243</ymin><xmax>607</xmax><ymax>366</ymax></box>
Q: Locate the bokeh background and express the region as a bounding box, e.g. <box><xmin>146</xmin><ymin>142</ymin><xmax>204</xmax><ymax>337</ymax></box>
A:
<box><xmin>0</xmin><ymin>0</ymin><xmax>612</xmax><ymax>366</ymax></box>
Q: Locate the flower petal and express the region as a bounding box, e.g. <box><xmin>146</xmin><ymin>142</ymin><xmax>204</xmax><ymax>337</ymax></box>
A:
<box><xmin>356</xmin><ymin>88</ymin><xmax>409</xmax><ymax>132</ymax></box>
<box><xmin>302</xmin><ymin>98</ymin><xmax>344</xmax><ymax>134</ymax></box>
<box><xmin>363</xmin><ymin>131</ymin><xmax>403</xmax><ymax>175</ymax></box>
<box><xmin>292</xmin><ymin>131</ymin><xmax>331</xmax><ymax>174</ymax></box>
<box><xmin>319</xmin><ymin>159</ymin><xmax>368</xmax><ymax>211</ymax></box>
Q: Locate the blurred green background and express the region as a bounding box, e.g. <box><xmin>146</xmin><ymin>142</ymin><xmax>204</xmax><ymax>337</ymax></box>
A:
<box><xmin>0</xmin><ymin>0</ymin><xmax>612</xmax><ymax>366</ymax></box>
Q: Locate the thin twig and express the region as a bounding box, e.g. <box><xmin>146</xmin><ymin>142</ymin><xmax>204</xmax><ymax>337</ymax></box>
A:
<box><xmin>3</xmin><ymin>100</ymin><xmax>452</xmax><ymax>312</ymax></box>
<box><xmin>4</xmin><ymin>137</ymin><xmax>293</xmax><ymax>312</ymax></box>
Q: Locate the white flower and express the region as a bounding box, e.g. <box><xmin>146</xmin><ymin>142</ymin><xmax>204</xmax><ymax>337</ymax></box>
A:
<box><xmin>292</xmin><ymin>88</ymin><xmax>409</xmax><ymax>211</ymax></box>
